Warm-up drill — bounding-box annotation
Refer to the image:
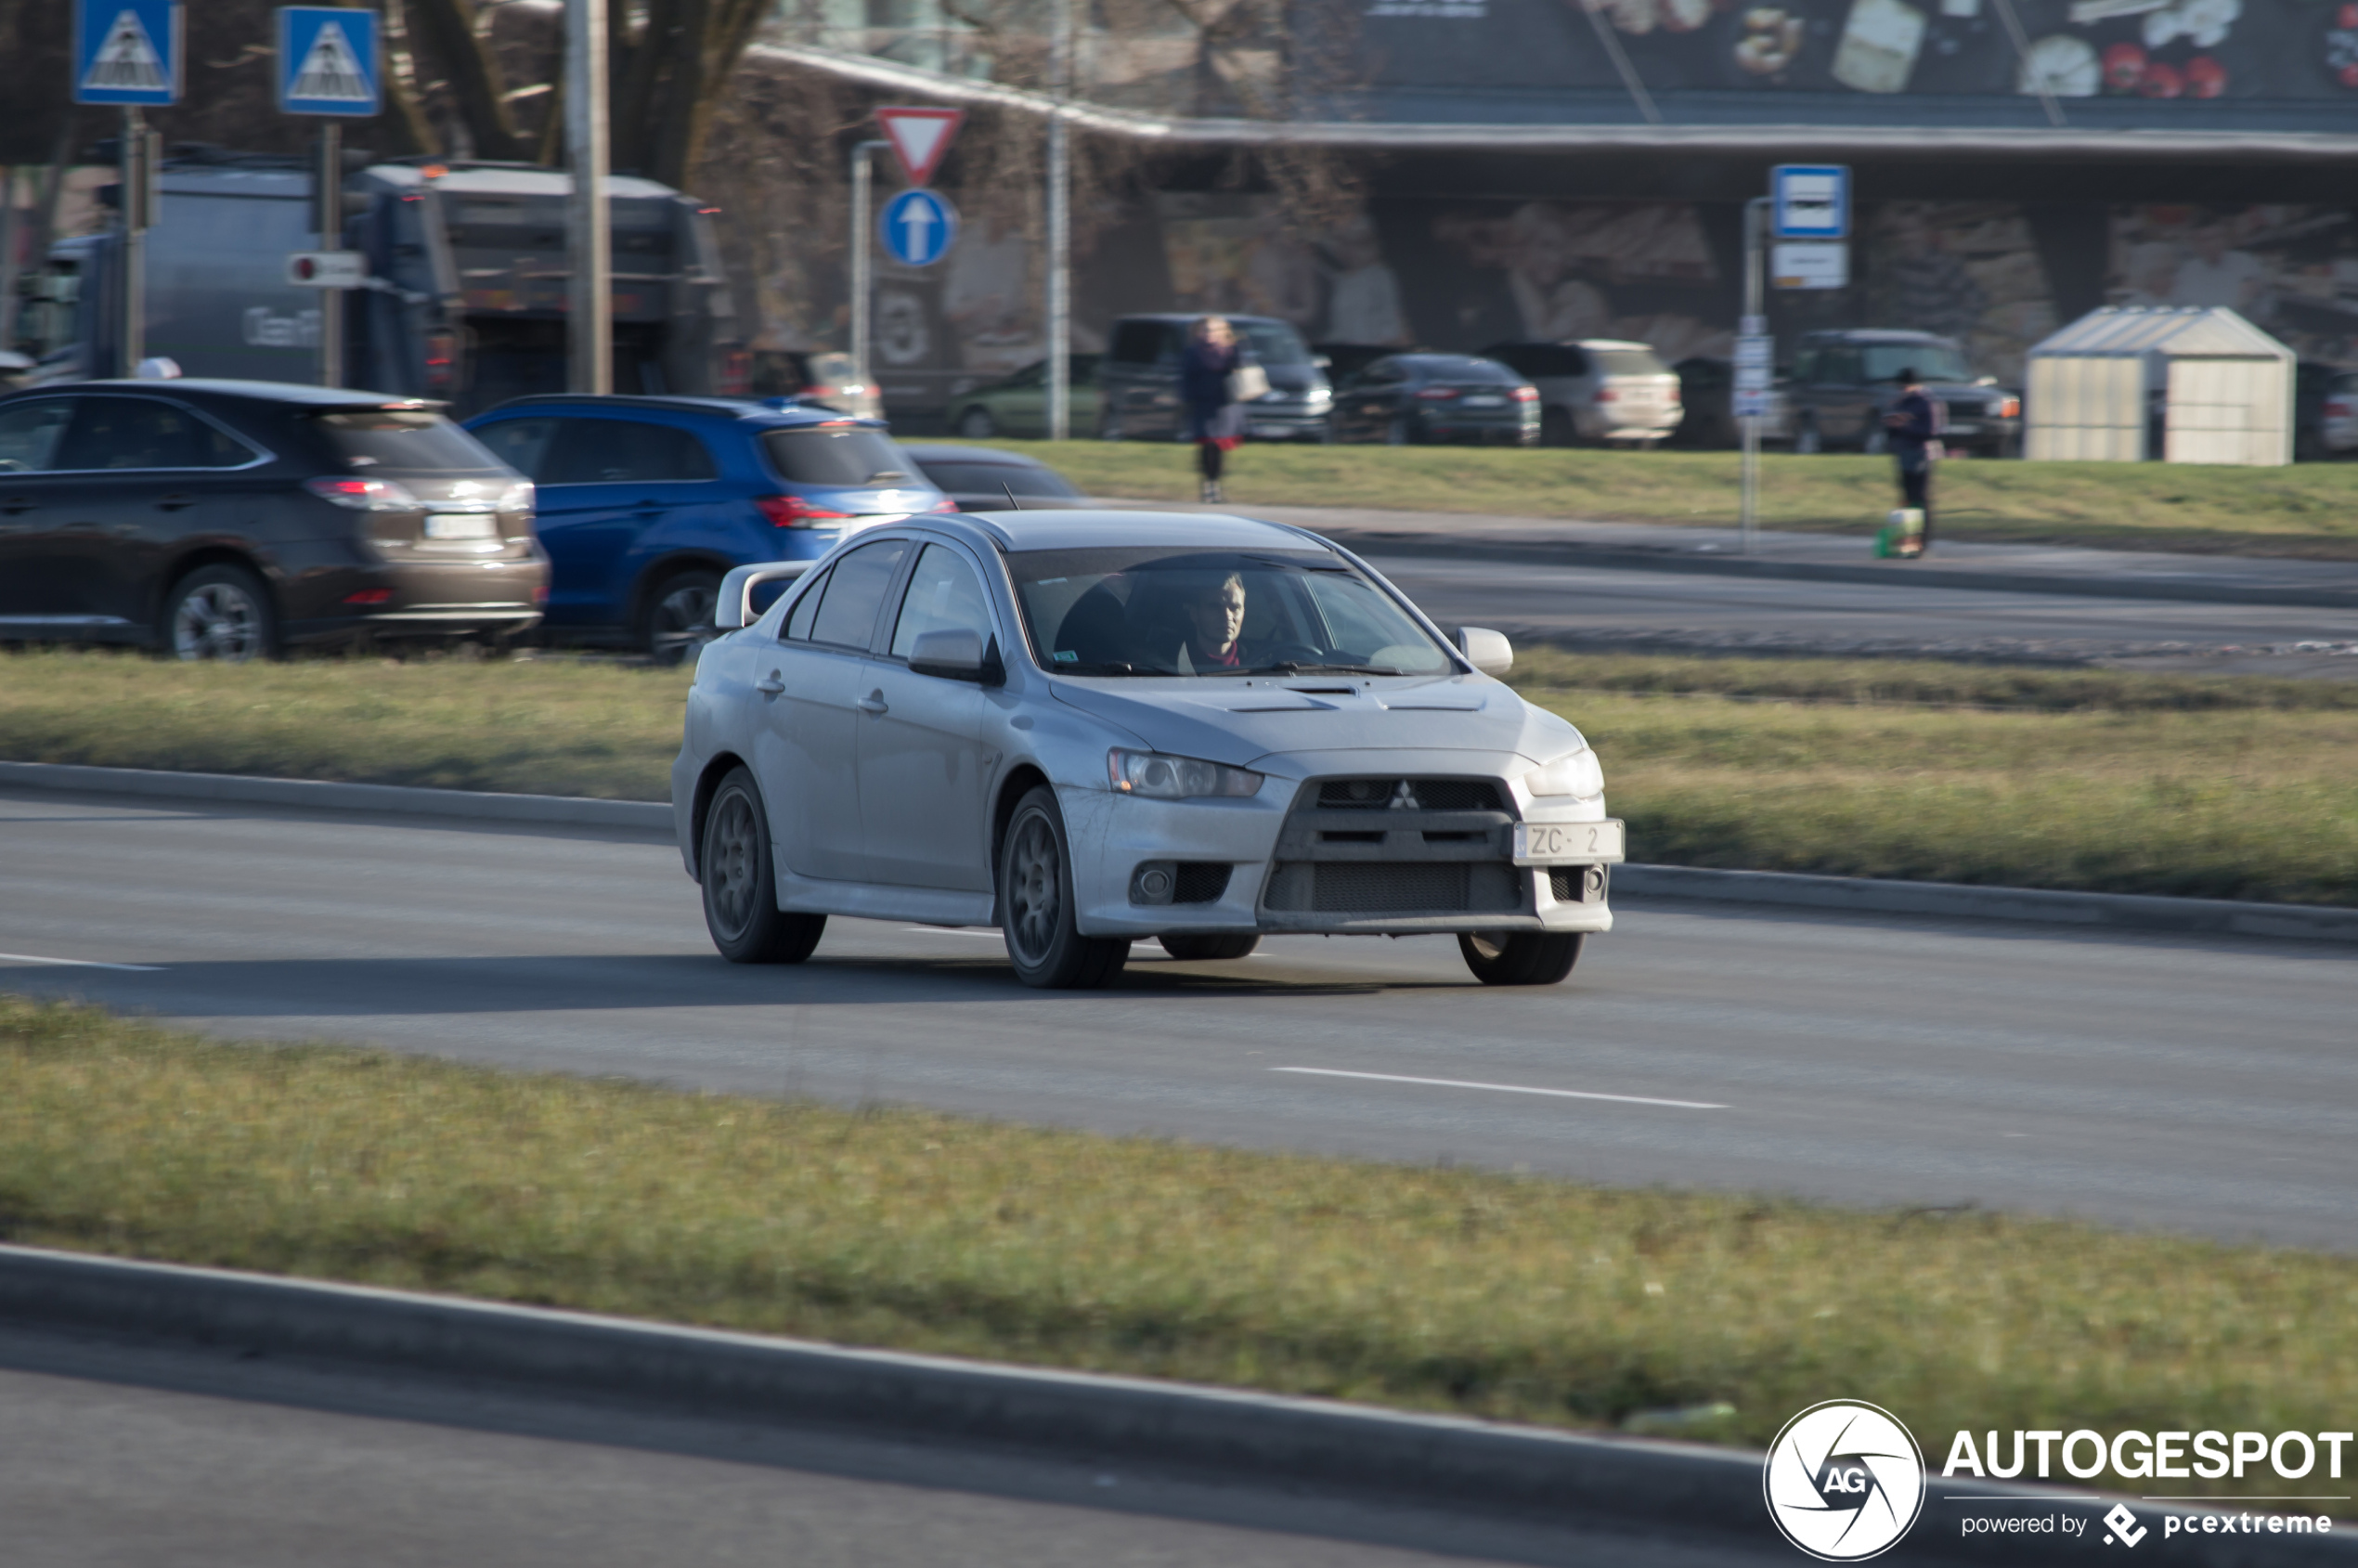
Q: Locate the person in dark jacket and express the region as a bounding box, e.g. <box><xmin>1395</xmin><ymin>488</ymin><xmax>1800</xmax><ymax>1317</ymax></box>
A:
<box><xmin>1882</xmin><ymin>368</ymin><xmax>1943</xmax><ymax>554</ymax></box>
<box><xmin>1181</xmin><ymin>316</ymin><xmax>1249</xmax><ymax>502</ymax></box>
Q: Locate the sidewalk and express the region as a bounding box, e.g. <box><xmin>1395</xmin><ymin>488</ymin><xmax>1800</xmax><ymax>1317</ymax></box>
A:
<box><xmin>1116</xmin><ymin>499</ymin><xmax>2358</xmax><ymax>610</ymax></box>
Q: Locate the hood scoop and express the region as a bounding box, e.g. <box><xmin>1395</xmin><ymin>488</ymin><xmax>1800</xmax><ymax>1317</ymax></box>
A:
<box><xmin>1380</xmin><ymin>693</ymin><xmax>1489</xmax><ymax>712</ymax></box>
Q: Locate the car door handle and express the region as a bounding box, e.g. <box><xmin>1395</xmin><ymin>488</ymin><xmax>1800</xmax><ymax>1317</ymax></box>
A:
<box><xmin>857</xmin><ymin>691</ymin><xmax>888</xmax><ymax>715</ymax></box>
<box><xmin>156</xmin><ymin>494</ymin><xmax>198</xmax><ymax>512</ymax></box>
<box><xmin>755</xmin><ymin>671</ymin><xmax>785</xmax><ymax>696</ymax></box>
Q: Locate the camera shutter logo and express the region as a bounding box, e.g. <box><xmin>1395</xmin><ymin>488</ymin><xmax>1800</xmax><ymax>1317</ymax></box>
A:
<box><xmin>1763</xmin><ymin>1400</ymin><xmax>1925</xmax><ymax>1561</ymax></box>
<box><xmin>2104</xmin><ymin>1504</ymin><xmax>2147</xmax><ymax>1547</ymax></box>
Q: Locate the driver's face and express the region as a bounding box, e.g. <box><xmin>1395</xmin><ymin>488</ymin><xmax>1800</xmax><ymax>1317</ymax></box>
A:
<box><xmin>1189</xmin><ymin>581</ymin><xmax>1246</xmax><ymax>654</ymax></box>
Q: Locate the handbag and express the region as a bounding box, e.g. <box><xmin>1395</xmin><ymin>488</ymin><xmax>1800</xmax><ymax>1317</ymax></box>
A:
<box><xmin>1227</xmin><ymin>362</ymin><xmax>1270</xmax><ymax>404</ymax></box>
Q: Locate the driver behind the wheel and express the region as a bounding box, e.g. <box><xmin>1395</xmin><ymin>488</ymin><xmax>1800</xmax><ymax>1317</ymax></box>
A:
<box><xmin>1179</xmin><ymin>571</ymin><xmax>1248</xmax><ymax>671</ymax></box>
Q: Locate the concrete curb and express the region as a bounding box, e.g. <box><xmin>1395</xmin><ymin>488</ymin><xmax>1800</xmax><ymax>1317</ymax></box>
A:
<box><xmin>4</xmin><ymin>1246</ymin><xmax>2345</xmax><ymax>1565</ymax></box>
<box><xmin>6</xmin><ymin>760</ymin><xmax>2353</xmax><ymax>945</ymax></box>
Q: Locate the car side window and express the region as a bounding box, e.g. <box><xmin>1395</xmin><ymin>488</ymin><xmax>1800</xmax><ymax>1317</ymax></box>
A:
<box><xmin>1791</xmin><ymin>349</ymin><xmax>1820</xmax><ymax>383</ymax></box>
<box><xmin>1821</xmin><ymin>348</ymin><xmax>1862</xmax><ymax>384</ymax></box>
<box><xmin>472</xmin><ymin>417</ymin><xmax>560</xmax><ymax>480</ymax></box>
<box><xmin>52</xmin><ymin>397</ymin><xmax>253</xmax><ymax>471</ymax></box>
<box><xmin>1109</xmin><ymin>322</ymin><xmax>1161</xmax><ymax>365</ymax></box>
<box><xmin>541</xmin><ymin>419</ymin><xmax>717</xmax><ymax>485</ymax></box>
<box><xmin>0</xmin><ymin>399</ymin><xmax>75</xmax><ymax>473</ymax></box>
<box><xmin>807</xmin><ymin>538</ymin><xmax>912</xmax><ymax>650</ymax></box>
<box><xmin>782</xmin><ymin>567</ymin><xmax>830</xmax><ymax>641</ymax></box>
<box><xmin>889</xmin><ymin>544</ymin><xmax>993</xmax><ymax>659</ymax></box>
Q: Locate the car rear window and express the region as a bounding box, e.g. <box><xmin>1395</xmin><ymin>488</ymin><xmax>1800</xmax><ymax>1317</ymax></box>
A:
<box><xmin>761</xmin><ymin>427</ymin><xmax>916</xmax><ymax>488</ymax></box>
<box><xmin>1410</xmin><ymin>356</ymin><xmax>1520</xmax><ymax>384</ymax></box>
<box><xmin>920</xmin><ymin>461</ymin><xmax>1080</xmax><ymax>499</ymax></box>
<box><xmin>1589</xmin><ymin>348</ymin><xmax>1670</xmax><ymax>378</ymax></box>
<box><xmin>315</xmin><ymin>410</ymin><xmax>508</xmax><ymax>473</ymax></box>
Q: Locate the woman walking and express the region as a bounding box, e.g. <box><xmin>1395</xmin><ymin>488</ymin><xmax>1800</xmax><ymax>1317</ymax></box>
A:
<box><xmin>1181</xmin><ymin>316</ymin><xmax>1255</xmax><ymax>502</ymax></box>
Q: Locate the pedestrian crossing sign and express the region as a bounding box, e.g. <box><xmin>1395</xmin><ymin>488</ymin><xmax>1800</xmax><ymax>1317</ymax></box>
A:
<box><xmin>278</xmin><ymin>6</ymin><xmax>382</xmax><ymax>117</ymax></box>
<box><xmin>73</xmin><ymin>0</ymin><xmax>181</xmax><ymax>106</ymax></box>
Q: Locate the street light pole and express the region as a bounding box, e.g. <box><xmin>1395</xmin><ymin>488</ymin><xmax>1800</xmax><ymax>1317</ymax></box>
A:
<box><xmin>564</xmin><ymin>0</ymin><xmax>611</xmax><ymax>395</ymax></box>
<box><xmin>849</xmin><ymin>139</ymin><xmax>887</xmax><ymax>390</ymax></box>
<box><xmin>1740</xmin><ymin>194</ymin><xmax>1768</xmax><ymax>557</ymax></box>
<box><xmin>1045</xmin><ymin>0</ymin><xmax>1072</xmax><ymax>440</ymax></box>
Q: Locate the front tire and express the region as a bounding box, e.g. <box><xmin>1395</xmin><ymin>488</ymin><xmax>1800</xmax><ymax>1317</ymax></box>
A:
<box><xmin>1159</xmin><ymin>932</ymin><xmax>1260</xmax><ymax>962</ymax></box>
<box><xmin>1458</xmin><ymin>929</ymin><xmax>1582</xmax><ymax>986</ymax></box>
<box><xmin>645</xmin><ymin>569</ymin><xmax>722</xmax><ymax>665</ymax></box>
<box><xmin>701</xmin><ymin>768</ymin><xmax>826</xmax><ymax>964</ymax></box>
<box><xmin>162</xmin><ymin>564</ymin><xmax>277</xmax><ymax>662</ymax></box>
<box><xmin>958</xmin><ymin>407</ymin><xmax>997</xmax><ymax>438</ymax></box>
<box><xmin>1000</xmin><ymin>786</ymin><xmax>1128</xmax><ymax>990</ymax></box>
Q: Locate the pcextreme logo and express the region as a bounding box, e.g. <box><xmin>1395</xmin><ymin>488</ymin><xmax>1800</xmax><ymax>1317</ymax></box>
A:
<box><xmin>1764</xmin><ymin>1400</ymin><xmax>1928</xmax><ymax>1561</ymax></box>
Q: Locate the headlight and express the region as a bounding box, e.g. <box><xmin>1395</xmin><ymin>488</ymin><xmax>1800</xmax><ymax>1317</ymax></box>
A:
<box><xmin>1304</xmin><ymin>386</ymin><xmax>1333</xmax><ymax>408</ymax></box>
<box><xmin>1108</xmin><ymin>748</ymin><xmax>1263</xmax><ymax>799</ymax></box>
<box><xmin>1526</xmin><ymin>748</ymin><xmax>1603</xmax><ymax>800</ymax></box>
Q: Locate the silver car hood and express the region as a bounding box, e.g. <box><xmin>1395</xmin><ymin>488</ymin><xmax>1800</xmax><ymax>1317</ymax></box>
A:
<box><xmin>1049</xmin><ymin>675</ymin><xmax>1586</xmax><ymax>771</ymax></box>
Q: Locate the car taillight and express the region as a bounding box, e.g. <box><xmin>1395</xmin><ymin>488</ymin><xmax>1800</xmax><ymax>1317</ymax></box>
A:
<box><xmin>2329</xmin><ymin>399</ymin><xmax>2352</xmax><ymax>419</ymax></box>
<box><xmin>1416</xmin><ymin>386</ymin><xmax>1459</xmax><ymax>401</ymax></box>
<box><xmin>342</xmin><ymin>588</ymin><xmax>393</xmax><ymax>606</ymax></box>
<box><xmin>1666</xmin><ymin>386</ymin><xmax>1682</xmax><ymax>404</ymax></box>
<box><xmin>305</xmin><ymin>476</ymin><xmax>421</xmax><ymax>511</ymax></box>
<box><xmin>754</xmin><ymin>494</ymin><xmax>853</xmax><ymax>528</ymax></box>
<box><xmin>927</xmin><ymin>497</ymin><xmax>959</xmax><ymax>512</ymax></box>
<box><xmin>1594</xmin><ymin>388</ymin><xmax>1618</xmax><ymax>403</ymax></box>
<box><xmin>2000</xmin><ymin>396</ymin><xmax>2022</xmax><ymax>419</ymax></box>
<box><xmin>719</xmin><ymin>350</ymin><xmax>751</xmax><ymax>395</ymax></box>
<box><xmin>423</xmin><ymin>329</ymin><xmax>457</xmax><ymax>393</ymax></box>
<box><xmin>1512</xmin><ymin>385</ymin><xmax>1539</xmax><ymax>402</ymax></box>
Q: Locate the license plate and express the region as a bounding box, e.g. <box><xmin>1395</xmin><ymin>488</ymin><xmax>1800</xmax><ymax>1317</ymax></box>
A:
<box><xmin>1465</xmin><ymin>395</ymin><xmax>1505</xmax><ymax>408</ymax></box>
<box><xmin>1512</xmin><ymin>820</ymin><xmax>1625</xmax><ymax>864</ymax></box>
<box><xmin>1249</xmin><ymin>422</ymin><xmax>1291</xmax><ymax>439</ymax></box>
<box><xmin>423</xmin><ymin>512</ymin><xmax>497</xmax><ymax>540</ymax></box>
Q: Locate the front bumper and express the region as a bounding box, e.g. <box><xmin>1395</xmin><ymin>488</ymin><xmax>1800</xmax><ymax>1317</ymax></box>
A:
<box><xmin>1243</xmin><ymin>402</ymin><xmax>1332</xmax><ymax>441</ymax></box>
<box><xmin>1064</xmin><ymin>757</ymin><xmax>1616</xmax><ymax>940</ymax></box>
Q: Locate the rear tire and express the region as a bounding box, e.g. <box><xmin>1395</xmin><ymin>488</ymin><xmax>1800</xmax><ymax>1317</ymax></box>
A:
<box><xmin>162</xmin><ymin>563</ymin><xmax>277</xmax><ymax>662</ymax></box>
<box><xmin>1000</xmin><ymin>786</ymin><xmax>1128</xmax><ymax>990</ymax></box>
<box><xmin>1458</xmin><ymin>929</ymin><xmax>1582</xmax><ymax>986</ymax></box>
<box><xmin>701</xmin><ymin>768</ymin><xmax>826</xmax><ymax>964</ymax></box>
<box><xmin>1159</xmin><ymin>932</ymin><xmax>1261</xmax><ymax>962</ymax></box>
<box><xmin>646</xmin><ymin>568</ymin><xmax>722</xmax><ymax>665</ymax></box>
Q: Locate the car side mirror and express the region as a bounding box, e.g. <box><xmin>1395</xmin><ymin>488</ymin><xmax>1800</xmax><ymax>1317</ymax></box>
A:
<box><xmin>910</xmin><ymin>628</ymin><xmax>1003</xmax><ymax>686</ymax></box>
<box><xmin>1455</xmin><ymin>626</ymin><xmax>1512</xmax><ymax>676</ymax></box>
<box><xmin>715</xmin><ymin>561</ymin><xmax>812</xmax><ymax>630</ymax></box>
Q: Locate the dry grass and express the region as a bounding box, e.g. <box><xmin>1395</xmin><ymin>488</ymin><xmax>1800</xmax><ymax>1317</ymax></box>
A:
<box><xmin>3</xmin><ymin>993</ymin><xmax>2352</xmax><ymax>1507</ymax></box>
<box><xmin>978</xmin><ymin>440</ymin><xmax>2358</xmax><ymax>558</ymax></box>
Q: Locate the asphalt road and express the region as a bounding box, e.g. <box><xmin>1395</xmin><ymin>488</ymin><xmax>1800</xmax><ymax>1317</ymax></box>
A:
<box><xmin>0</xmin><ymin>1327</ymin><xmax>1770</xmax><ymax>1568</ymax></box>
<box><xmin>1364</xmin><ymin>553</ymin><xmax>2358</xmax><ymax>675</ymax></box>
<box><xmin>5</xmin><ymin>789</ymin><xmax>2352</xmax><ymax>1250</ymax></box>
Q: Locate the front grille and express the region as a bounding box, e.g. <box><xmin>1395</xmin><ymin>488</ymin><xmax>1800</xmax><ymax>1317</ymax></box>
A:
<box><xmin>1265</xmin><ymin>861</ymin><xmax>1522</xmax><ymax>914</ymax></box>
<box><xmin>1173</xmin><ymin>862</ymin><xmax>1232</xmax><ymax>904</ymax></box>
<box><xmin>1317</xmin><ymin>778</ymin><xmax>1504</xmax><ymax>812</ymax></box>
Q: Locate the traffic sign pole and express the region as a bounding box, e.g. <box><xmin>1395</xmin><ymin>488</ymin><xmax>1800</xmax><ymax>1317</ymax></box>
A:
<box><xmin>316</xmin><ymin>122</ymin><xmax>342</xmax><ymax>386</ymax></box>
<box><xmin>1046</xmin><ymin>0</ymin><xmax>1071</xmax><ymax>440</ymax></box>
<box><xmin>277</xmin><ymin>7</ymin><xmax>382</xmax><ymax>387</ymax></box>
<box><xmin>564</xmin><ymin>0</ymin><xmax>610</xmax><ymax>395</ymax></box>
<box><xmin>1741</xmin><ymin>195</ymin><xmax>1768</xmax><ymax>557</ymax></box>
<box><xmin>121</xmin><ymin>109</ymin><xmax>149</xmax><ymax>371</ymax></box>
<box><xmin>76</xmin><ymin>0</ymin><xmax>182</xmax><ymax>374</ymax></box>
<box><xmin>849</xmin><ymin>139</ymin><xmax>887</xmax><ymax>403</ymax></box>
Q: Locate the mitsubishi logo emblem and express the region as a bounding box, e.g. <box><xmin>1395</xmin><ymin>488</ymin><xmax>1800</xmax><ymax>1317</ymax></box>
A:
<box><xmin>1389</xmin><ymin>780</ymin><xmax>1419</xmax><ymax>810</ymax></box>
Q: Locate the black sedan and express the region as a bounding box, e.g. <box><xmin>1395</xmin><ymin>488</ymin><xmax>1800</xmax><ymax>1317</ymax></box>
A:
<box><xmin>1326</xmin><ymin>355</ymin><xmax>1539</xmax><ymax>446</ymax></box>
<box><xmin>898</xmin><ymin>443</ymin><xmax>1095</xmax><ymax>512</ymax></box>
<box><xmin>0</xmin><ymin>378</ymin><xmax>547</xmax><ymax>660</ymax></box>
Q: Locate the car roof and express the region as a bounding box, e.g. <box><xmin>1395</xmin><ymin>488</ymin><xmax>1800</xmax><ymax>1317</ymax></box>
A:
<box><xmin>898</xmin><ymin>443</ymin><xmax>1053</xmax><ymax>468</ymax></box>
<box><xmin>21</xmin><ymin>379</ymin><xmax>444</xmax><ymax>410</ymax></box>
<box><xmin>1112</xmin><ymin>312</ymin><xmax>1291</xmax><ymax>328</ymax></box>
<box><xmin>472</xmin><ymin>394</ymin><xmax>885</xmax><ymax>430</ymax></box>
<box><xmin>939</xmin><ymin>510</ymin><xmax>1328</xmax><ymax>553</ymax></box>
<box><xmin>1806</xmin><ymin>329</ymin><xmax>1949</xmax><ymax>343</ymax></box>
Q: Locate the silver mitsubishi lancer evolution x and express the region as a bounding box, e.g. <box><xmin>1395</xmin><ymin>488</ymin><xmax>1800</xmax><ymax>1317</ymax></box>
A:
<box><xmin>672</xmin><ymin>510</ymin><xmax>1622</xmax><ymax>989</ymax></box>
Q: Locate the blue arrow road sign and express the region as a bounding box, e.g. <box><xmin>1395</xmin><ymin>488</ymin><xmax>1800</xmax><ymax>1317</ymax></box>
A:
<box><xmin>74</xmin><ymin>0</ymin><xmax>181</xmax><ymax>106</ymax></box>
<box><xmin>880</xmin><ymin>188</ymin><xmax>958</xmax><ymax>268</ymax></box>
<box><xmin>1772</xmin><ymin>164</ymin><xmax>1849</xmax><ymax>240</ymax></box>
<box><xmin>279</xmin><ymin>7</ymin><xmax>382</xmax><ymax>116</ymax></box>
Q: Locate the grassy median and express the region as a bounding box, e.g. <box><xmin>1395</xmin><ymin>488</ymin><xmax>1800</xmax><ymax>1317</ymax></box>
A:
<box><xmin>5</xmin><ymin>647</ymin><xmax>2353</xmax><ymax>905</ymax></box>
<box><xmin>0</xmin><ymin>994</ymin><xmax>2350</xmax><ymax>1508</ymax></box>
<box><xmin>977</xmin><ymin>440</ymin><xmax>2358</xmax><ymax>559</ymax></box>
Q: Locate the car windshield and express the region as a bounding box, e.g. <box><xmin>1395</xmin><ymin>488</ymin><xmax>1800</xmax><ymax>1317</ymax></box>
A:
<box><xmin>923</xmin><ymin>461</ymin><xmax>1081</xmax><ymax>499</ymax></box>
<box><xmin>314</xmin><ymin>411</ymin><xmax>508</xmax><ymax>473</ymax></box>
<box><xmin>1010</xmin><ymin>547</ymin><xmax>1456</xmax><ymax>678</ymax></box>
<box><xmin>1237</xmin><ymin>320</ymin><xmax>1313</xmax><ymax>368</ymax></box>
<box><xmin>761</xmin><ymin>426</ymin><xmax>916</xmax><ymax>487</ymax></box>
<box><xmin>1859</xmin><ymin>344</ymin><xmax>1974</xmax><ymax>383</ymax></box>
<box><xmin>1589</xmin><ymin>348</ymin><xmax>1669</xmax><ymax>378</ymax></box>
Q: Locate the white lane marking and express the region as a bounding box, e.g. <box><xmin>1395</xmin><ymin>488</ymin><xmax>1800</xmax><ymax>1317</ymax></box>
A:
<box><xmin>903</xmin><ymin>927</ymin><xmax>1004</xmax><ymax>937</ymax></box>
<box><xmin>0</xmin><ymin>951</ymin><xmax>165</xmax><ymax>972</ymax></box>
<box><xmin>1273</xmin><ymin>1066</ymin><xmax>1726</xmax><ymax>1111</ymax></box>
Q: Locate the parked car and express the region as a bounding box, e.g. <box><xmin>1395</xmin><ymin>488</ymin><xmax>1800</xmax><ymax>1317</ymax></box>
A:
<box><xmin>677</xmin><ymin>509</ymin><xmax>1623</xmax><ymax>989</ymax></box>
<box><xmin>2293</xmin><ymin>360</ymin><xmax>2348</xmax><ymax>461</ymax></box>
<box><xmin>2316</xmin><ymin>367</ymin><xmax>2358</xmax><ymax>459</ymax></box>
<box><xmin>0</xmin><ymin>350</ymin><xmax>32</xmax><ymax>393</ymax></box>
<box><xmin>465</xmin><ymin>394</ymin><xmax>949</xmax><ymax>660</ymax></box>
<box><xmin>945</xmin><ymin>356</ymin><xmax>1101</xmax><ymax>439</ymax></box>
<box><xmin>0</xmin><ymin>378</ymin><xmax>544</xmax><ymax>661</ymax></box>
<box><xmin>1326</xmin><ymin>354</ymin><xmax>1539</xmax><ymax>445</ymax></box>
<box><xmin>1096</xmin><ymin>314</ymin><xmax>1332</xmax><ymax>443</ymax></box>
<box><xmin>1665</xmin><ymin>356</ymin><xmax>1794</xmax><ymax>448</ymax></box>
<box><xmin>747</xmin><ymin>350</ymin><xmax>881</xmax><ymax>421</ymax></box>
<box><xmin>1479</xmin><ymin>340</ymin><xmax>1682</xmax><ymax>447</ymax></box>
<box><xmin>1311</xmin><ymin>343</ymin><xmax>1405</xmax><ymax>386</ymax></box>
<box><xmin>900</xmin><ymin>443</ymin><xmax>1093</xmax><ymax>511</ymax></box>
<box><xmin>1783</xmin><ymin>330</ymin><xmax>2020</xmax><ymax>457</ymax></box>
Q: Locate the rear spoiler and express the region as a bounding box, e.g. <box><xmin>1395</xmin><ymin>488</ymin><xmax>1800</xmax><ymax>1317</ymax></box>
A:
<box><xmin>715</xmin><ymin>561</ymin><xmax>813</xmax><ymax>630</ymax></box>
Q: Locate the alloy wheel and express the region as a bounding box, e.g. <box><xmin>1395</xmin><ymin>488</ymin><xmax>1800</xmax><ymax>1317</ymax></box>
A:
<box><xmin>172</xmin><ymin>583</ymin><xmax>266</xmax><ymax>662</ymax></box>
<box><xmin>1006</xmin><ymin>813</ymin><xmax>1061</xmax><ymax>963</ymax></box>
<box><xmin>651</xmin><ymin>579</ymin><xmax>719</xmax><ymax>662</ymax></box>
<box><xmin>707</xmin><ymin>791</ymin><xmax>759</xmax><ymax>938</ymax></box>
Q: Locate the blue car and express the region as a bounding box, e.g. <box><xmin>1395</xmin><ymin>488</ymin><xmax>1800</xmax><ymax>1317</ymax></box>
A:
<box><xmin>465</xmin><ymin>395</ymin><xmax>952</xmax><ymax>658</ymax></box>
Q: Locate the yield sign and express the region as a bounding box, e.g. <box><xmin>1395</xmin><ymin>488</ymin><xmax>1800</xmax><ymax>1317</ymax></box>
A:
<box><xmin>875</xmin><ymin>107</ymin><xmax>964</xmax><ymax>188</ymax></box>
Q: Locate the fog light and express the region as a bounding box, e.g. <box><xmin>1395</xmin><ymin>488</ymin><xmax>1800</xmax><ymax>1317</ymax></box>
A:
<box><xmin>1130</xmin><ymin>861</ymin><xmax>1177</xmax><ymax>905</ymax></box>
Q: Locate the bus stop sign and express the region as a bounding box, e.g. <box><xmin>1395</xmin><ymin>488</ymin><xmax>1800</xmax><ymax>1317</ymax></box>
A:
<box><xmin>74</xmin><ymin>0</ymin><xmax>182</xmax><ymax>105</ymax></box>
<box><xmin>1771</xmin><ymin>165</ymin><xmax>1848</xmax><ymax>240</ymax></box>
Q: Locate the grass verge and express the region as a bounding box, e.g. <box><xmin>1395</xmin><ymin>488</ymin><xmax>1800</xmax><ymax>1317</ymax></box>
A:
<box><xmin>973</xmin><ymin>440</ymin><xmax>2358</xmax><ymax>559</ymax></box>
<box><xmin>6</xmin><ymin>648</ymin><xmax>2352</xmax><ymax>905</ymax></box>
<box><xmin>2</xmin><ymin>994</ymin><xmax>2351</xmax><ymax>1509</ymax></box>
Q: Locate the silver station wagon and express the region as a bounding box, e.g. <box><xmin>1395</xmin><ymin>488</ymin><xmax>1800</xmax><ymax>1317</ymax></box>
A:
<box><xmin>672</xmin><ymin>511</ymin><xmax>1623</xmax><ymax>989</ymax></box>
